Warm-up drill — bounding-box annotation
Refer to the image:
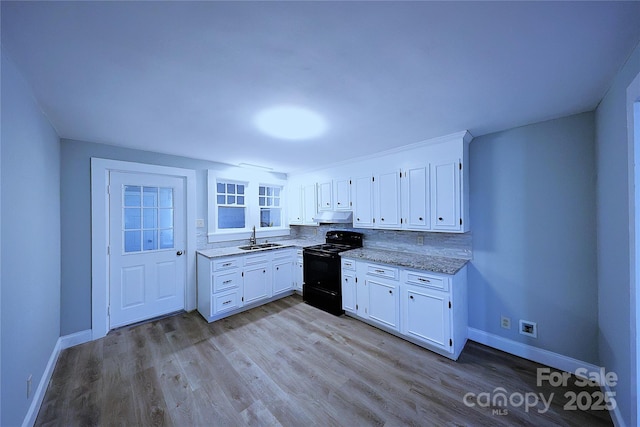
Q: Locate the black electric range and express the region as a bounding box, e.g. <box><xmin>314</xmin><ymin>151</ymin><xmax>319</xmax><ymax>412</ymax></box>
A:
<box><xmin>303</xmin><ymin>231</ymin><xmax>363</xmax><ymax>315</ymax></box>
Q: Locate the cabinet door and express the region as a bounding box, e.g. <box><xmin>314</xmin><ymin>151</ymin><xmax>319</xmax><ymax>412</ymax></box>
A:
<box><xmin>243</xmin><ymin>264</ymin><xmax>270</xmax><ymax>304</ymax></box>
<box><xmin>287</xmin><ymin>185</ymin><xmax>303</xmax><ymax>225</ymax></box>
<box><xmin>352</xmin><ymin>175</ymin><xmax>374</xmax><ymax>228</ymax></box>
<box><xmin>295</xmin><ymin>259</ymin><xmax>303</xmax><ymax>291</ymax></box>
<box><xmin>402</xmin><ymin>285</ymin><xmax>450</xmax><ymax>351</ymax></box>
<box><xmin>342</xmin><ymin>271</ymin><xmax>356</xmax><ymax>313</ymax></box>
<box><xmin>273</xmin><ymin>259</ymin><xmax>293</xmax><ymax>295</ymax></box>
<box><xmin>302</xmin><ymin>183</ymin><xmax>318</xmax><ymax>225</ymax></box>
<box><xmin>334</xmin><ymin>178</ymin><xmax>351</xmax><ymax>210</ymax></box>
<box><xmin>317</xmin><ymin>181</ymin><xmax>333</xmax><ymax>211</ymax></box>
<box><xmin>376</xmin><ymin>170</ymin><xmax>401</xmax><ymax>228</ymax></box>
<box><xmin>403</xmin><ymin>166</ymin><xmax>430</xmax><ymax>230</ymax></box>
<box><xmin>431</xmin><ymin>160</ymin><xmax>461</xmax><ymax>231</ymax></box>
<box><xmin>367</xmin><ymin>279</ymin><xmax>400</xmax><ymax>331</ymax></box>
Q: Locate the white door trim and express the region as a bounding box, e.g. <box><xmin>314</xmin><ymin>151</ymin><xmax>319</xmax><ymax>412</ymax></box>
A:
<box><xmin>91</xmin><ymin>158</ymin><xmax>197</xmax><ymax>340</ymax></box>
<box><xmin>628</xmin><ymin>70</ymin><xmax>640</xmax><ymax>427</ymax></box>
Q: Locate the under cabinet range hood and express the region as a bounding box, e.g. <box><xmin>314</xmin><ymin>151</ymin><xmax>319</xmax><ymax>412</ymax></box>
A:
<box><xmin>312</xmin><ymin>210</ymin><xmax>353</xmax><ymax>224</ymax></box>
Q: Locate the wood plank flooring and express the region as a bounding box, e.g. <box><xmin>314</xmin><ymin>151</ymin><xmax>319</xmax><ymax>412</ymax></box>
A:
<box><xmin>35</xmin><ymin>294</ymin><xmax>613</xmax><ymax>426</ymax></box>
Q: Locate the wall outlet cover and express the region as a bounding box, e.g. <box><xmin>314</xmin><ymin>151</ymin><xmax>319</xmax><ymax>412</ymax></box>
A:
<box><xmin>500</xmin><ymin>316</ymin><xmax>511</xmax><ymax>329</ymax></box>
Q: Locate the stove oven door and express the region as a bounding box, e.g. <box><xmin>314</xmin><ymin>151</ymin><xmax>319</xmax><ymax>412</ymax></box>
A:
<box><xmin>303</xmin><ymin>250</ymin><xmax>343</xmax><ymax>315</ymax></box>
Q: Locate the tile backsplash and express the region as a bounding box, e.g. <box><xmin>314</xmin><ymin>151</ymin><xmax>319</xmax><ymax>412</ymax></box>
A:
<box><xmin>291</xmin><ymin>225</ymin><xmax>472</xmax><ymax>259</ymax></box>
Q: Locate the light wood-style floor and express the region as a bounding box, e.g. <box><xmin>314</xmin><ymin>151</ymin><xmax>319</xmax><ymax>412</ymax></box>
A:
<box><xmin>36</xmin><ymin>294</ymin><xmax>612</xmax><ymax>426</ymax></box>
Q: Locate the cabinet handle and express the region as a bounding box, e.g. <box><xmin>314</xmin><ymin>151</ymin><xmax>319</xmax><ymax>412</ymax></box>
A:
<box><xmin>388</xmin><ymin>290</ymin><xmax>392</xmax><ymax>294</ymax></box>
<box><xmin>223</xmin><ymin>263</ymin><xmax>231</xmax><ymax>267</ymax></box>
<box><xmin>263</xmin><ymin>270</ymin><xmax>266</xmax><ymax>273</ymax></box>
<box><xmin>419</xmin><ymin>217</ymin><xmax>423</xmax><ymax>221</ymax></box>
<box><xmin>418</xmin><ymin>277</ymin><xmax>431</xmax><ymax>283</ymax></box>
<box><xmin>222</xmin><ymin>300</ymin><xmax>232</xmax><ymax>305</ymax></box>
<box><xmin>276</xmin><ymin>267</ymin><xmax>279</xmax><ymax>271</ymax></box>
<box><xmin>337</xmin><ymin>202</ymin><xmax>341</xmax><ymax>205</ymax></box>
<box><xmin>345</xmin><ymin>278</ymin><xmax>348</xmax><ymax>282</ymax></box>
<box><xmin>375</xmin><ymin>269</ymin><xmax>385</xmax><ymax>274</ymax></box>
<box><xmin>223</xmin><ymin>280</ymin><xmax>232</xmax><ymax>284</ymax></box>
<box><xmin>410</xmin><ymin>295</ymin><xmax>414</xmax><ymax>300</ymax></box>
<box><xmin>438</xmin><ymin>217</ymin><xmax>443</xmax><ymax>221</ymax></box>
<box><xmin>357</xmin><ymin>218</ymin><xmax>360</xmax><ymax>221</ymax></box>
<box><xmin>381</xmin><ymin>218</ymin><xmax>384</xmax><ymax>221</ymax></box>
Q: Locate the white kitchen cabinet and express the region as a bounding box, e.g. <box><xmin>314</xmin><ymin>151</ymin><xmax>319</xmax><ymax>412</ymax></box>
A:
<box><xmin>294</xmin><ymin>249</ymin><xmax>303</xmax><ymax>292</ymax></box>
<box><xmin>402</xmin><ymin>285</ymin><xmax>450</xmax><ymax>350</ymax></box>
<box><xmin>375</xmin><ymin>170</ymin><xmax>401</xmax><ymax>229</ymax></box>
<box><xmin>431</xmin><ymin>158</ymin><xmax>461</xmax><ymax>231</ymax></box>
<box><xmin>243</xmin><ymin>263</ymin><xmax>270</xmax><ymax>305</ymax></box>
<box><xmin>334</xmin><ymin>178</ymin><xmax>351</xmax><ymax>210</ymax></box>
<box><xmin>302</xmin><ymin>183</ymin><xmax>318</xmax><ymax>225</ymax></box>
<box><xmin>341</xmin><ymin>258</ymin><xmax>357</xmax><ymax>313</ymax></box>
<box><xmin>273</xmin><ymin>250</ymin><xmax>295</xmax><ymax>295</ymax></box>
<box><xmin>367</xmin><ymin>279</ymin><xmax>400</xmax><ymax>331</ymax></box>
<box><xmin>402</xmin><ymin>166</ymin><xmax>430</xmax><ymax>230</ymax></box>
<box><xmin>287</xmin><ymin>185</ymin><xmax>303</xmax><ymax>225</ymax></box>
<box><xmin>352</xmin><ymin>175</ymin><xmax>374</xmax><ymax>228</ymax></box>
<box><xmin>197</xmin><ymin>247</ymin><xmax>300</xmax><ymax>323</ymax></box>
<box><xmin>341</xmin><ymin>258</ymin><xmax>468</xmax><ymax>360</ymax></box>
<box><xmin>317</xmin><ymin>181</ymin><xmax>333</xmax><ymax>211</ymax></box>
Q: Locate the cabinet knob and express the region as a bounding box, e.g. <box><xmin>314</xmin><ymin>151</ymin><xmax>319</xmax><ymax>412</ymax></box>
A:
<box><xmin>381</xmin><ymin>218</ymin><xmax>384</xmax><ymax>221</ymax></box>
<box><xmin>389</xmin><ymin>290</ymin><xmax>392</xmax><ymax>294</ymax></box>
<box><xmin>438</xmin><ymin>217</ymin><xmax>443</xmax><ymax>221</ymax></box>
<box><xmin>337</xmin><ymin>202</ymin><xmax>341</xmax><ymax>205</ymax></box>
<box><xmin>357</xmin><ymin>218</ymin><xmax>360</xmax><ymax>221</ymax></box>
<box><xmin>263</xmin><ymin>270</ymin><xmax>266</xmax><ymax>273</ymax></box>
<box><xmin>276</xmin><ymin>267</ymin><xmax>279</xmax><ymax>271</ymax></box>
<box><xmin>410</xmin><ymin>295</ymin><xmax>414</xmax><ymax>300</ymax></box>
<box><xmin>418</xmin><ymin>217</ymin><xmax>423</xmax><ymax>221</ymax></box>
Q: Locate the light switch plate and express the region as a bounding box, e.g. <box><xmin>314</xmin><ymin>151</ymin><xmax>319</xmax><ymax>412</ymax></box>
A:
<box><xmin>196</xmin><ymin>219</ymin><xmax>205</xmax><ymax>228</ymax></box>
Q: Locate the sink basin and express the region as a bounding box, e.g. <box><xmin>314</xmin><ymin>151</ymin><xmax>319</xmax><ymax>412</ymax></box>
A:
<box><xmin>238</xmin><ymin>243</ymin><xmax>282</xmax><ymax>251</ymax></box>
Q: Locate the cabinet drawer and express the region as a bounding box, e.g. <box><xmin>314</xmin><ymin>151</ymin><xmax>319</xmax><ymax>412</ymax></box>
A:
<box><xmin>366</xmin><ymin>263</ymin><xmax>399</xmax><ymax>280</ymax></box>
<box><xmin>341</xmin><ymin>258</ymin><xmax>356</xmax><ymax>271</ymax></box>
<box><xmin>213</xmin><ymin>270</ymin><xmax>241</xmax><ymax>293</ymax></box>
<box><xmin>212</xmin><ymin>289</ymin><xmax>242</xmax><ymax>315</ymax></box>
<box><xmin>244</xmin><ymin>253</ymin><xmax>269</xmax><ymax>266</ymax></box>
<box><xmin>296</xmin><ymin>249</ymin><xmax>303</xmax><ymax>257</ymax></box>
<box><xmin>404</xmin><ymin>271</ymin><xmax>448</xmax><ymax>291</ymax></box>
<box><xmin>273</xmin><ymin>248</ymin><xmax>295</xmax><ymax>261</ymax></box>
<box><xmin>213</xmin><ymin>258</ymin><xmax>241</xmax><ymax>272</ymax></box>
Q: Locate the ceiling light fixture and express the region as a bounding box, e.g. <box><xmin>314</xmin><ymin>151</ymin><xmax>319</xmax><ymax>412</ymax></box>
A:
<box><xmin>255</xmin><ymin>105</ymin><xmax>327</xmax><ymax>140</ymax></box>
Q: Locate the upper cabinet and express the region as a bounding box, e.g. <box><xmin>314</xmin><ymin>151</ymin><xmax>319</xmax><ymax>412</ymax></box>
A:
<box><xmin>317</xmin><ymin>181</ymin><xmax>333</xmax><ymax>211</ymax></box>
<box><xmin>334</xmin><ymin>178</ymin><xmax>351</xmax><ymax>210</ymax></box>
<box><xmin>287</xmin><ymin>131</ymin><xmax>471</xmax><ymax>234</ymax></box>
<box><xmin>287</xmin><ymin>183</ymin><xmax>318</xmax><ymax>226</ymax></box>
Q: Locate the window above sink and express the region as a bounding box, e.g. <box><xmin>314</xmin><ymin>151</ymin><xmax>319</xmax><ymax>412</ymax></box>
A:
<box><xmin>207</xmin><ymin>169</ymin><xmax>290</xmax><ymax>243</ymax></box>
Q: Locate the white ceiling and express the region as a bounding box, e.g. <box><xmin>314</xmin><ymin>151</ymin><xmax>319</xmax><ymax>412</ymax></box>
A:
<box><xmin>2</xmin><ymin>1</ymin><xmax>640</xmax><ymax>174</ymax></box>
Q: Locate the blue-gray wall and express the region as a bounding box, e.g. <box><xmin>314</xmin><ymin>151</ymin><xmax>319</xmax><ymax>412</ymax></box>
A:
<box><xmin>595</xmin><ymin>41</ymin><xmax>640</xmax><ymax>427</ymax></box>
<box><xmin>1</xmin><ymin>52</ymin><xmax>61</xmax><ymax>426</ymax></box>
<box><xmin>469</xmin><ymin>112</ymin><xmax>598</xmax><ymax>363</ymax></box>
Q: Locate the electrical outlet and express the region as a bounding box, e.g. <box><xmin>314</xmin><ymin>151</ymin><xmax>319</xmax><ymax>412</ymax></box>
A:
<box><xmin>500</xmin><ymin>316</ymin><xmax>511</xmax><ymax>329</ymax></box>
<box><xmin>27</xmin><ymin>375</ymin><xmax>32</xmax><ymax>399</ymax></box>
<box><xmin>196</xmin><ymin>219</ymin><xmax>205</xmax><ymax>228</ymax></box>
<box><xmin>519</xmin><ymin>320</ymin><xmax>537</xmax><ymax>338</ymax></box>
<box><xmin>417</xmin><ymin>235</ymin><xmax>424</xmax><ymax>245</ymax></box>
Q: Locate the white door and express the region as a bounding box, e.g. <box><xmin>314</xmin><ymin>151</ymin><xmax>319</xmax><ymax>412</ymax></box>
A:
<box><xmin>109</xmin><ymin>171</ymin><xmax>186</xmax><ymax>329</ymax></box>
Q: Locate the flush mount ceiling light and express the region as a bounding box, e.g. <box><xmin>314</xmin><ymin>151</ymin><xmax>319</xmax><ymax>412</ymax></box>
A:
<box><xmin>255</xmin><ymin>106</ymin><xmax>327</xmax><ymax>140</ymax></box>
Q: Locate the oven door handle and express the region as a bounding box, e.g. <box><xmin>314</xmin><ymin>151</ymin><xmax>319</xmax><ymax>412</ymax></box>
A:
<box><xmin>304</xmin><ymin>251</ymin><xmax>337</xmax><ymax>259</ymax></box>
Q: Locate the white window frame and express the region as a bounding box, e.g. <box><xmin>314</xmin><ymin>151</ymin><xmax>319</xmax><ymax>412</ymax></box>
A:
<box><xmin>207</xmin><ymin>170</ymin><xmax>289</xmax><ymax>243</ymax></box>
<box><xmin>214</xmin><ymin>179</ymin><xmax>248</xmax><ymax>232</ymax></box>
<box><xmin>258</xmin><ymin>183</ymin><xmax>284</xmax><ymax>229</ymax></box>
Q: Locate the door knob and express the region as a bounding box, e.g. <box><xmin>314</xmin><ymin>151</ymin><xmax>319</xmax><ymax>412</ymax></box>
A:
<box><xmin>176</xmin><ymin>251</ymin><xmax>183</xmax><ymax>256</ymax></box>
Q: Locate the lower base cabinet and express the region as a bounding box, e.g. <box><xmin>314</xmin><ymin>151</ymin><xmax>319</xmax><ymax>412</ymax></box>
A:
<box><xmin>341</xmin><ymin>257</ymin><xmax>467</xmax><ymax>360</ymax></box>
<box><xmin>197</xmin><ymin>248</ymin><xmax>298</xmax><ymax>323</ymax></box>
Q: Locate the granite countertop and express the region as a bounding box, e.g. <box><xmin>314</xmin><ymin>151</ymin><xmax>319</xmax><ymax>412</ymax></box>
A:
<box><xmin>340</xmin><ymin>248</ymin><xmax>469</xmax><ymax>275</ymax></box>
<box><xmin>197</xmin><ymin>238</ymin><xmax>322</xmax><ymax>259</ymax></box>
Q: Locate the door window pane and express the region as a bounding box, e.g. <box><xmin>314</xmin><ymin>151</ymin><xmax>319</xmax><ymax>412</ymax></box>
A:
<box><xmin>123</xmin><ymin>186</ymin><xmax>174</xmax><ymax>253</ymax></box>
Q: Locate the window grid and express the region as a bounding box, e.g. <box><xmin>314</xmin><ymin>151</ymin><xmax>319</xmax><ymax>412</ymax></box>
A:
<box><xmin>216</xmin><ymin>181</ymin><xmax>247</xmax><ymax>230</ymax></box>
<box><xmin>259</xmin><ymin>185</ymin><xmax>282</xmax><ymax>228</ymax></box>
<box><xmin>123</xmin><ymin>186</ymin><xmax>174</xmax><ymax>253</ymax></box>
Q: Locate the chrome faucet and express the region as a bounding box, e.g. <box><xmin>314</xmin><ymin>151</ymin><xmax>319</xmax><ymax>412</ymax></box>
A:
<box><xmin>249</xmin><ymin>225</ymin><xmax>257</xmax><ymax>245</ymax></box>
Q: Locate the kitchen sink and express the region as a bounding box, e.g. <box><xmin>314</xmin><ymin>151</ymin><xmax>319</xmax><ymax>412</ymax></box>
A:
<box><xmin>238</xmin><ymin>243</ymin><xmax>282</xmax><ymax>251</ymax></box>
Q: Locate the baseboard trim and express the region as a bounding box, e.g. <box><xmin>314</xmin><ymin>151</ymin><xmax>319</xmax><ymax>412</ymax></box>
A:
<box><xmin>22</xmin><ymin>329</ymin><xmax>93</xmax><ymax>427</ymax></box>
<box><xmin>468</xmin><ymin>328</ymin><xmax>624</xmax><ymax>427</ymax></box>
<box><xmin>468</xmin><ymin>327</ymin><xmax>600</xmax><ymax>374</ymax></box>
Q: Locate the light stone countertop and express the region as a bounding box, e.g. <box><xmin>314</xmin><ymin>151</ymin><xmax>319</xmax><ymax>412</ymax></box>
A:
<box><xmin>196</xmin><ymin>238</ymin><xmax>322</xmax><ymax>259</ymax></box>
<box><xmin>340</xmin><ymin>248</ymin><xmax>469</xmax><ymax>275</ymax></box>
